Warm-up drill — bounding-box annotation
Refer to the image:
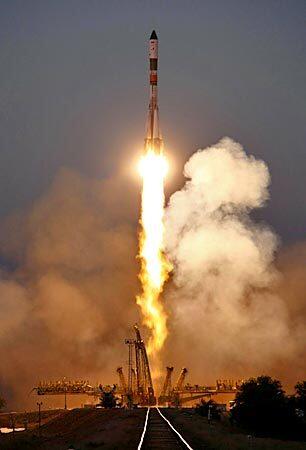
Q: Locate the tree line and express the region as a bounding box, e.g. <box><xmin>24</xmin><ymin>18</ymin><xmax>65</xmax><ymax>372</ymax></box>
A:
<box><xmin>196</xmin><ymin>376</ymin><xmax>306</xmax><ymax>441</ymax></box>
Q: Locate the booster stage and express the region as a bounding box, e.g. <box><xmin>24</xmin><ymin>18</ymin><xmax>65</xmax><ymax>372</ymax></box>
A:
<box><xmin>145</xmin><ymin>30</ymin><xmax>162</xmax><ymax>153</ymax></box>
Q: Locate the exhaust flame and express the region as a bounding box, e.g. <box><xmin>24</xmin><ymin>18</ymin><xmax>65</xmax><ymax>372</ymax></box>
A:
<box><xmin>136</xmin><ymin>148</ymin><xmax>171</xmax><ymax>354</ymax></box>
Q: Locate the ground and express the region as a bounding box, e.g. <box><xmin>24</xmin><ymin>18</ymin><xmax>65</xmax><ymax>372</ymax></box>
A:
<box><xmin>0</xmin><ymin>408</ymin><xmax>146</xmax><ymax>450</ymax></box>
<box><xmin>0</xmin><ymin>407</ymin><xmax>305</xmax><ymax>449</ymax></box>
<box><xmin>0</xmin><ymin>409</ymin><xmax>64</xmax><ymax>430</ymax></box>
<box><xmin>163</xmin><ymin>408</ymin><xmax>306</xmax><ymax>450</ymax></box>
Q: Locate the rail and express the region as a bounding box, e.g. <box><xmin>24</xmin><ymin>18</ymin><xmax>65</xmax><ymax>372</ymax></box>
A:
<box><xmin>138</xmin><ymin>407</ymin><xmax>194</xmax><ymax>449</ymax></box>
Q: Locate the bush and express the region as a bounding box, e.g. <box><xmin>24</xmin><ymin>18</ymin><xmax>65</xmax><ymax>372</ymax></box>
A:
<box><xmin>196</xmin><ymin>399</ymin><xmax>221</xmax><ymax>421</ymax></box>
<box><xmin>295</xmin><ymin>380</ymin><xmax>306</xmax><ymax>415</ymax></box>
<box><xmin>230</xmin><ymin>375</ymin><xmax>304</xmax><ymax>440</ymax></box>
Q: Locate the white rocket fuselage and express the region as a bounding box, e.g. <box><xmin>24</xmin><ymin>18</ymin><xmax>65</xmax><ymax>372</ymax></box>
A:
<box><xmin>145</xmin><ymin>30</ymin><xmax>162</xmax><ymax>153</ymax></box>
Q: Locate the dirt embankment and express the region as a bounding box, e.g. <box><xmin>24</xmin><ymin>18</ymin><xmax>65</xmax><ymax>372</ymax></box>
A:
<box><xmin>0</xmin><ymin>409</ymin><xmax>65</xmax><ymax>429</ymax></box>
<box><xmin>163</xmin><ymin>408</ymin><xmax>306</xmax><ymax>450</ymax></box>
<box><xmin>0</xmin><ymin>407</ymin><xmax>146</xmax><ymax>450</ymax></box>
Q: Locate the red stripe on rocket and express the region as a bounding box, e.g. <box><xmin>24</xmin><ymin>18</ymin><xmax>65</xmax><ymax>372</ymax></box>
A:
<box><xmin>145</xmin><ymin>30</ymin><xmax>162</xmax><ymax>153</ymax></box>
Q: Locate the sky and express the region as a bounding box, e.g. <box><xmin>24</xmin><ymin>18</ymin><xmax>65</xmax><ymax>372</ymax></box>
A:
<box><xmin>0</xmin><ymin>0</ymin><xmax>305</xmax><ymax>243</ymax></box>
<box><xmin>0</xmin><ymin>1</ymin><xmax>306</xmax><ymax>408</ymax></box>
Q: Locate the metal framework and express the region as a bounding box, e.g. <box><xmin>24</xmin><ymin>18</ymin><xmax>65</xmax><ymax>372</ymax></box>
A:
<box><xmin>159</xmin><ymin>366</ymin><xmax>174</xmax><ymax>403</ymax></box>
<box><xmin>158</xmin><ymin>368</ymin><xmax>243</xmax><ymax>406</ymax></box>
<box><xmin>33</xmin><ymin>378</ymin><xmax>100</xmax><ymax>397</ymax></box>
<box><xmin>116</xmin><ymin>367</ymin><xmax>127</xmax><ymax>394</ymax></box>
<box><xmin>32</xmin><ymin>327</ymin><xmax>243</xmax><ymax>409</ymax></box>
<box><xmin>133</xmin><ymin>325</ymin><xmax>155</xmax><ymax>405</ymax></box>
<box><xmin>32</xmin><ymin>326</ymin><xmax>156</xmax><ymax>407</ymax></box>
<box><xmin>123</xmin><ymin>324</ymin><xmax>156</xmax><ymax>406</ymax></box>
<box><xmin>175</xmin><ymin>368</ymin><xmax>188</xmax><ymax>390</ymax></box>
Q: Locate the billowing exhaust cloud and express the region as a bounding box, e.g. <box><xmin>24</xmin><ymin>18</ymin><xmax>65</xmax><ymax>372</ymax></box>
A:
<box><xmin>0</xmin><ymin>139</ymin><xmax>305</xmax><ymax>408</ymax></box>
<box><xmin>0</xmin><ymin>168</ymin><xmax>140</xmax><ymax>408</ymax></box>
<box><xmin>163</xmin><ymin>138</ymin><xmax>306</xmax><ymax>386</ymax></box>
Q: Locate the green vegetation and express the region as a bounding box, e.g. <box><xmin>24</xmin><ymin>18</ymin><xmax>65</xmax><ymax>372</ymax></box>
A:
<box><xmin>196</xmin><ymin>399</ymin><xmax>221</xmax><ymax>421</ymax></box>
<box><xmin>165</xmin><ymin>376</ymin><xmax>306</xmax><ymax>449</ymax></box>
<box><xmin>231</xmin><ymin>376</ymin><xmax>305</xmax><ymax>440</ymax></box>
<box><xmin>99</xmin><ymin>385</ymin><xmax>117</xmax><ymax>408</ymax></box>
<box><xmin>165</xmin><ymin>408</ymin><xmax>306</xmax><ymax>450</ymax></box>
<box><xmin>295</xmin><ymin>380</ymin><xmax>306</xmax><ymax>414</ymax></box>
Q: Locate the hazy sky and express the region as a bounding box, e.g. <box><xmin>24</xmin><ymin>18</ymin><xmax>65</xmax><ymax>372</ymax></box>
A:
<box><xmin>0</xmin><ymin>0</ymin><xmax>305</xmax><ymax>243</ymax></box>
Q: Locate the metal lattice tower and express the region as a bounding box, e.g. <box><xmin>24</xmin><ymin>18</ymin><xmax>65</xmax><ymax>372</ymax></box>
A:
<box><xmin>116</xmin><ymin>367</ymin><xmax>127</xmax><ymax>394</ymax></box>
<box><xmin>133</xmin><ymin>324</ymin><xmax>156</xmax><ymax>405</ymax></box>
<box><xmin>160</xmin><ymin>366</ymin><xmax>174</xmax><ymax>397</ymax></box>
<box><xmin>175</xmin><ymin>368</ymin><xmax>188</xmax><ymax>391</ymax></box>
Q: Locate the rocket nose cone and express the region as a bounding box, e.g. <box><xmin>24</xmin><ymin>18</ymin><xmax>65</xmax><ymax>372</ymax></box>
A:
<box><xmin>150</xmin><ymin>30</ymin><xmax>158</xmax><ymax>40</ymax></box>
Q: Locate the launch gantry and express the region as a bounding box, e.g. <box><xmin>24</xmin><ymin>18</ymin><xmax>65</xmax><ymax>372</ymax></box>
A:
<box><xmin>159</xmin><ymin>366</ymin><xmax>173</xmax><ymax>404</ymax></box>
<box><xmin>32</xmin><ymin>324</ymin><xmax>243</xmax><ymax>409</ymax></box>
<box><xmin>175</xmin><ymin>368</ymin><xmax>188</xmax><ymax>391</ymax></box>
<box><xmin>32</xmin><ymin>326</ymin><xmax>156</xmax><ymax>407</ymax></box>
<box><xmin>158</xmin><ymin>368</ymin><xmax>243</xmax><ymax>406</ymax></box>
<box><xmin>122</xmin><ymin>324</ymin><xmax>156</xmax><ymax>406</ymax></box>
<box><xmin>116</xmin><ymin>367</ymin><xmax>127</xmax><ymax>394</ymax></box>
<box><xmin>33</xmin><ymin>378</ymin><xmax>97</xmax><ymax>396</ymax></box>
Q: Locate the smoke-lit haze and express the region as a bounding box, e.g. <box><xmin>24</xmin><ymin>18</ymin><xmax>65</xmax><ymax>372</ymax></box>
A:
<box><xmin>163</xmin><ymin>138</ymin><xmax>306</xmax><ymax>387</ymax></box>
<box><xmin>0</xmin><ymin>138</ymin><xmax>305</xmax><ymax>408</ymax></box>
<box><xmin>0</xmin><ymin>170</ymin><xmax>141</xmax><ymax>407</ymax></box>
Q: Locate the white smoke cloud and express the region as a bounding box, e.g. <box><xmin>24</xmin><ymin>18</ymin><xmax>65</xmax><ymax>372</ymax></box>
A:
<box><xmin>163</xmin><ymin>138</ymin><xmax>305</xmax><ymax>384</ymax></box>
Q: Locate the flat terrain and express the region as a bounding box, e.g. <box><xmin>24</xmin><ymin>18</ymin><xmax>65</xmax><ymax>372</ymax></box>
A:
<box><xmin>0</xmin><ymin>408</ymin><xmax>146</xmax><ymax>450</ymax></box>
<box><xmin>163</xmin><ymin>408</ymin><xmax>306</xmax><ymax>450</ymax></box>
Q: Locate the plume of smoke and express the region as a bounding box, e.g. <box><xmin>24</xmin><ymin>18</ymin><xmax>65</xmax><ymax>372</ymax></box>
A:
<box><xmin>0</xmin><ymin>139</ymin><xmax>305</xmax><ymax>408</ymax></box>
<box><xmin>0</xmin><ymin>168</ymin><xmax>140</xmax><ymax>408</ymax></box>
<box><xmin>163</xmin><ymin>138</ymin><xmax>306</xmax><ymax>386</ymax></box>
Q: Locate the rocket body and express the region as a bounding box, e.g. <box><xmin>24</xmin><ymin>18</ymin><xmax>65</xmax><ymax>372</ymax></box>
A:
<box><xmin>145</xmin><ymin>30</ymin><xmax>162</xmax><ymax>153</ymax></box>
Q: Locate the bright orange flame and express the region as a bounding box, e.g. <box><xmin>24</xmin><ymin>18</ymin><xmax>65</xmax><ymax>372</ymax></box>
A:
<box><xmin>136</xmin><ymin>148</ymin><xmax>171</xmax><ymax>354</ymax></box>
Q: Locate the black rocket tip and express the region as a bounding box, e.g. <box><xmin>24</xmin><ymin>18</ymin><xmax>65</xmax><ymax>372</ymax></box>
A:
<box><xmin>150</xmin><ymin>30</ymin><xmax>158</xmax><ymax>40</ymax></box>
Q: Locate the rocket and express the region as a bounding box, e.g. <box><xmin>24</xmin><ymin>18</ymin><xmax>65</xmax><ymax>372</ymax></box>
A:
<box><xmin>145</xmin><ymin>30</ymin><xmax>162</xmax><ymax>153</ymax></box>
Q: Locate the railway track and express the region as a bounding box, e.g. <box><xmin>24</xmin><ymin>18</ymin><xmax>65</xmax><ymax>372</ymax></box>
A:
<box><xmin>138</xmin><ymin>407</ymin><xmax>193</xmax><ymax>449</ymax></box>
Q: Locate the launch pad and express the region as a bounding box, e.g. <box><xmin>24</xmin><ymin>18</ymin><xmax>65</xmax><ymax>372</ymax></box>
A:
<box><xmin>33</xmin><ymin>324</ymin><xmax>242</xmax><ymax>408</ymax></box>
<box><xmin>32</xmin><ymin>31</ymin><xmax>243</xmax><ymax>411</ymax></box>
